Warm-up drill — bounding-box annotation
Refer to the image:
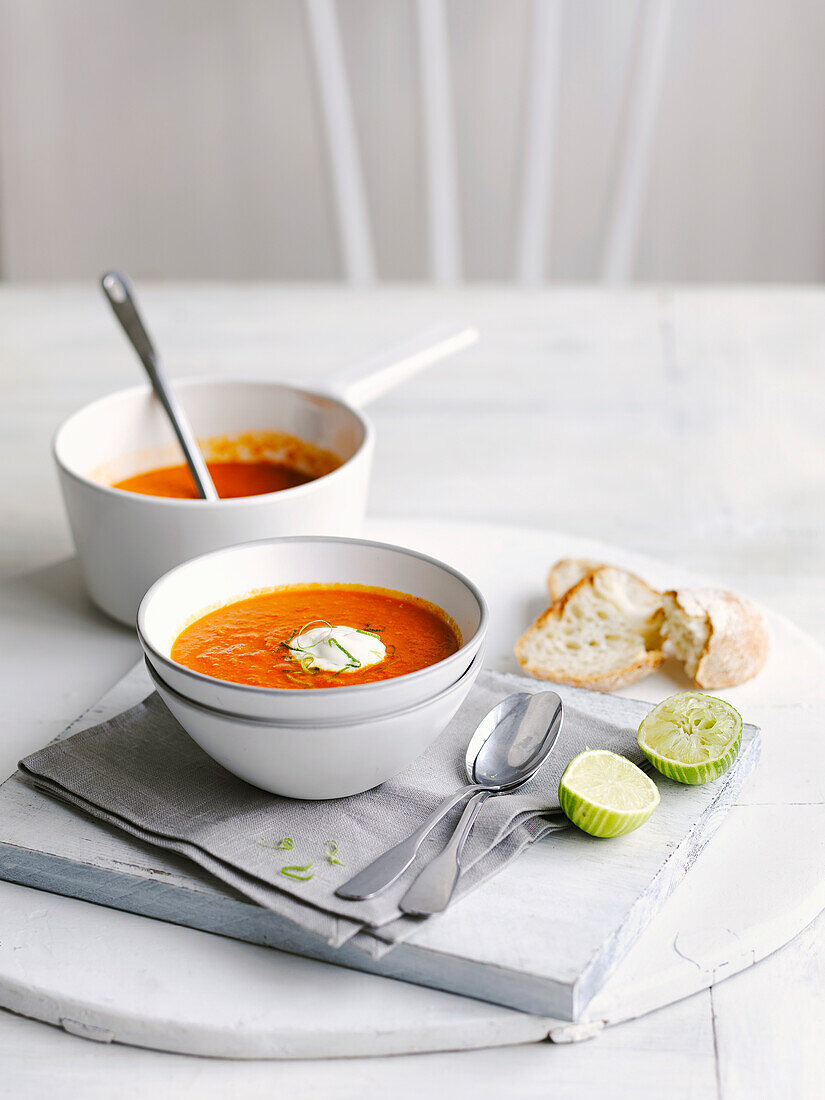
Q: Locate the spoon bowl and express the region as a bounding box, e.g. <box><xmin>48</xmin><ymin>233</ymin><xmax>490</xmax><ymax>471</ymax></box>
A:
<box><xmin>465</xmin><ymin>690</ymin><xmax>566</xmax><ymax>790</ymax></box>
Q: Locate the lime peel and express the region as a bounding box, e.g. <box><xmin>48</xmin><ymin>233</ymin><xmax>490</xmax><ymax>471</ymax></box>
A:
<box><xmin>638</xmin><ymin>691</ymin><xmax>742</xmax><ymax>785</ymax></box>
<box><xmin>558</xmin><ymin>749</ymin><xmax>660</xmax><ymax>838</ymax></box>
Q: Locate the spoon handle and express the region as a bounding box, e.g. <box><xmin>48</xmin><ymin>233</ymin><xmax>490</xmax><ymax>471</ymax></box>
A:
<box><xmin>399</xmin><ymin>791</ymin><xmax>490</xmax><ymax>916</ymax></box>
<box><xmin>100</xmin><ymin>271</ymin><xmax>219</xmax><ymax>502</ymax></box>
<box><xmin>334</xmin><ymin>785</ymin><xmax>478</xmax><ymax>900</ymax></box>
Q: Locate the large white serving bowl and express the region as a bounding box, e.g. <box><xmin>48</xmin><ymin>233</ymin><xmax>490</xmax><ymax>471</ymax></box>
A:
<box><xmin>137</xmin><ymin>536</ymin><xmax>488</xmax><ymax>722</ymax></box>
<box><xmin>54</xmin><ymin>326</ymin><xmax>477</xmax><ymax>625</ymax></box>
<box><xmin>146</xmin><ymin>649</ymin><xmax>482</xmax><ymax>799</ymax></box>
<box><xmin>54</xmin><ymin>379</ymin><xmax>372</xmax><ymax>625</ymax></box>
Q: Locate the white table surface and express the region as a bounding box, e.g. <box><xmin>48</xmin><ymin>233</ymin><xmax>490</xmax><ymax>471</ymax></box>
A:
<box><xmin>1</xmin><ymin>284</ymin><xmax>823</xmax><ymax>1097</ymax></box>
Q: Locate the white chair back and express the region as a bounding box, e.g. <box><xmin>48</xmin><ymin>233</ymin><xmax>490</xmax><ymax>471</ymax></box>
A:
<box><xmin>308</xmin><ymin>0</ymin><xmax>674</xmax><ymax>284</ymax></box>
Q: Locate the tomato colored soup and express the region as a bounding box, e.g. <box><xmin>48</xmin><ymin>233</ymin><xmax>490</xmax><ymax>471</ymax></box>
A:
<box><xmin>171</xmin><ymin>585</ymin><xmax>462</xmax><ymax>689</ymax></box>
<box><xmin>113</xmin><ymin>460</ymin><xmax>314</xmax><ymax>500</ymax></box>
<box><xmin>107</xmin><ymin>431</ymin><xmax>343</xmax><ymax>500</ymax></box>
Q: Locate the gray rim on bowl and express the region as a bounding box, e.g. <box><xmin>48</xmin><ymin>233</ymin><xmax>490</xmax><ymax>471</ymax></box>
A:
<box><xmin>145</xmin><ymin>648</ymin><xmax>484</xmax><ymax>728</ymax></box>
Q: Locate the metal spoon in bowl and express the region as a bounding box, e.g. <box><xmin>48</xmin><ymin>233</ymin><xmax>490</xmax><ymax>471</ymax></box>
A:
<box><xmin>100</xmin><ymin>271</ymin><xmax>219</xmax><ymax>501</ymax></box>
<box><xmin>335</xmin><ymin>691</ymin><xmax>563</xmax><ymax>905</ymax></box>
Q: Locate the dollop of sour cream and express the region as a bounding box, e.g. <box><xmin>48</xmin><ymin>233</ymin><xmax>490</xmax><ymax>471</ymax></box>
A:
<box><xmin>290</xmin><ymin>625</ymin><xmax>386</xmax><ymax>674</ymax></box>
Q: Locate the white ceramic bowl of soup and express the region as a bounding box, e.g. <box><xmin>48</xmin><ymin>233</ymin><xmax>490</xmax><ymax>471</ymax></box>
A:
<box><xmin>145</xmin><ymin>649</ymin><xmax>482</xmax><ymax>799</ymax></box>
<box><xmin>54</xmin><ymin>378</ymin><xmax>372</xmax><ymax>625</ymax></box>
<box><xmin>54</xmin><ymin>327</ymin><xmax>477</xmax><ymax>624</ymax></box>
<box><xmin>137</xmin><ymin>536</ymin><xmax>488</xmax><ymax>723</ymax></box>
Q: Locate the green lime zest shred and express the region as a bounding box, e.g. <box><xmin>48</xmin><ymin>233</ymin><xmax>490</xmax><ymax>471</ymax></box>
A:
<box><xmin>330</xmin><ymin>638</ymin><xmax>361</xmax><ymax>668</ymax></box>
<box><xmin>283</xmin><ymin>620</ymin><xmax>339</xmax><ymax>674</ymax></box>
<box><xmin>324</xmin><ymin>840</ymin><xmax>345</xmax><ymax>866</ymax></box>
<box><xmin>280</xmin><ymin>863</ymin><xmax>314</xmax><ymax>881</ymax></box>
<box><xmin>256</xmin><ymin>835</ymin><xmax>295</xmax><ymax>852</ymax></box>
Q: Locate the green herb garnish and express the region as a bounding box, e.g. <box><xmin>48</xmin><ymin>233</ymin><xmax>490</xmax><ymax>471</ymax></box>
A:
<box><xmin>329</xmin><ymin>638</ymin><xmax>361</xmax><ymax>668</ymax></box>
<box><xmin>283</xmin><ymin>620</ymin><xmax>337</xmax><ymax>674</ymax></box>
<box><xmin>256</xmin><ymin>835</ymin><xmax>295</xmax><ymax>852</ymax></box>
<box><xmin>324</xmin><ymin>840</ymin><xmax>345</xmax><ymax>866</ymax></box>
<box><xmin>280</xmin><ymin>863</ymin><xmax>314</xmax><ymax>881</ymax></box>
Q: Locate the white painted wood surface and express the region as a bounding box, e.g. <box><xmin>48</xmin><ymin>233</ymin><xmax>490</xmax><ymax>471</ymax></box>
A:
<box><xmin>0</xmin><ymin>285</ymin><xmax>824</xmax><ymax>1095</ymax></box>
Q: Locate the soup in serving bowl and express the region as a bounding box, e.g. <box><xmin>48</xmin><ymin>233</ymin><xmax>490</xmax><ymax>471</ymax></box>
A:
<box><xmin>107</xmin><ymin>429</ymin><xmax>342</xmax><ymax>500</ymax></box>
<box><xmin>138</xmin><ymin>536</ymin><xmax>487</xmax><ymax>722</ymax></box>
<box><xmin>171</xmin><ymin>584</ymin><xmax>462</xmax><ymax>689</ymax></box>
<box><xmin>113</xmin><ymin>459</ymin><xmax>315</xmax><ymax>499</ymax></box>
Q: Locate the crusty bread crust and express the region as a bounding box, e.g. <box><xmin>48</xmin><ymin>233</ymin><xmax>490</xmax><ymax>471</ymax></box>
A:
<box><xmin>547</xmin><ymin>558</ymin><xmax>663</xmax><ymax>610</ymax></box>
<box><xmin>547</xmin><ymin>558</ymin><xmax>606</xmax><ymax>601</ymax></box>
<box><xmin>515</xmin><ymin>572</ymin><xmax>665</xmax><ymax>693</ymax></box>
<box><xmin>664</xmin><ymin>588</ymin><xmax>769</xmax><ymax>689</ymax></box>
<box><xmin>516</xmin><ymin>646</ymin><xmax>664</xmax><ymax>692</ymax></box>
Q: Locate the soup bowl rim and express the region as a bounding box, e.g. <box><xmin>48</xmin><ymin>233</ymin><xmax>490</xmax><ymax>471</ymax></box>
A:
<box><xmin>137</xmin><ymin>534</ymin><xmax>488</xmax><ymax>703</ymax></box>
<box><xmin>144</xmin><ymin>646</ymin><xmax>483</xmax><ymax>728</ymax></box>
<box><xmin>52</xmin><ymin>376</ymin><xmax>373</xmax><ymax>511</ymax></box>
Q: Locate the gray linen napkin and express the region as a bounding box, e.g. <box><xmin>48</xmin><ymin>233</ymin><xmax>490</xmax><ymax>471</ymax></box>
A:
<box><xmin>19</xmin><ymin>668</ymin><xmax>653</xmax><ymax>956</ymax></box>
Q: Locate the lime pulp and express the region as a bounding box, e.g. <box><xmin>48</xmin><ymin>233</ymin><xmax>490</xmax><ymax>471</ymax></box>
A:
<box><xmin>638</xmin><ymin>691</ymin><xmax>742</xmax><ymax>785</ymax></box>
<box><xmin>558</xmin><ymin>749</ymin><xmax>660</xmax><ymax>838</ymax></box>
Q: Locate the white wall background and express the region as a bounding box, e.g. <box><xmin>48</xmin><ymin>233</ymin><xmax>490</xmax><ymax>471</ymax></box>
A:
<box><xmin>0</xmin><ymin>0</ymin><xmax>823</xmax><ymax>283</ymax></box>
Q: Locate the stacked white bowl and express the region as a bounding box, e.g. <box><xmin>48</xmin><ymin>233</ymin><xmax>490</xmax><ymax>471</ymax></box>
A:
<box><xmin>138</xmin><ymin>537</ymin><xmax>487</xmax><ymax>799</ymax></box>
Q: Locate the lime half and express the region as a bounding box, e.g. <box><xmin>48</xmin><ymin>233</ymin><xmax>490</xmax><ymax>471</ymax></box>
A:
<box><xmin>638</xmin><ymin>691</ymin><xmax>742</xmax><ymax>785</ymax></box>
<box><xmin>558</xmin><ymin>750</ymin><xmax>660</xmax><ymax>838</ymax></box>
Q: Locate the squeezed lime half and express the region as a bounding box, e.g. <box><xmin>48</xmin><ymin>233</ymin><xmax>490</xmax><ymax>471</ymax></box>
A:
<box><xmin>558</xmin><ymin>749</ymin><xmax>660</xmax><ymax>838</ymax></box>
<box><xmin>638</xmin><ymin>691</ymin><xmax>742</xmax><ymax>785</ymax></box>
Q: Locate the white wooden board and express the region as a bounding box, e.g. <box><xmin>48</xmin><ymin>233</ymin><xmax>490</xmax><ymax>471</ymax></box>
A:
<box><xmin>0</xmin><ymin>519</ymin><xmax>822</xmax><ymax>1059</ymax></box>
<box><xmin>0</xmin><ymin>661</ymin><xmax>760</xmax><ymax>1021</ymax></box>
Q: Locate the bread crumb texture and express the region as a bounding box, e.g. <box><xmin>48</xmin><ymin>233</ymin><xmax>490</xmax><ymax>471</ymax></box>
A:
<box><xmin>516</xmin><ymin>567</ymin><xmax>664</xmax><ymax>693</ymax></box>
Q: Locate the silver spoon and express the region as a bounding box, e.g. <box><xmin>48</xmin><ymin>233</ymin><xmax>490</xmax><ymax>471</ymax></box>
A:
<box><xmin>399</xmin><ymin>690</ymin><xmax>564</xmax><ymax>915</ymax></box>
<box><xmin>335</xmin><ymin>691</ymin><xmax>563</xmax><ymax>905</ymax></box>
<box><xmin>100</xmin><ymin>271</ymin><xmax>219</xmax><ymax>501</ymax></box>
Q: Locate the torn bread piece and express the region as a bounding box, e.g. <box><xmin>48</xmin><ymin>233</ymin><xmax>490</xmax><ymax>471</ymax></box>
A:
<box><xmin>516</xmin><ymin>567</ymin><xmax>665</xmax><ymax>692</ymax></box>
<box><xmin>662</xmin><ymin>588</ymin><xmax>769</xmax><ymax>689</ymax></box>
